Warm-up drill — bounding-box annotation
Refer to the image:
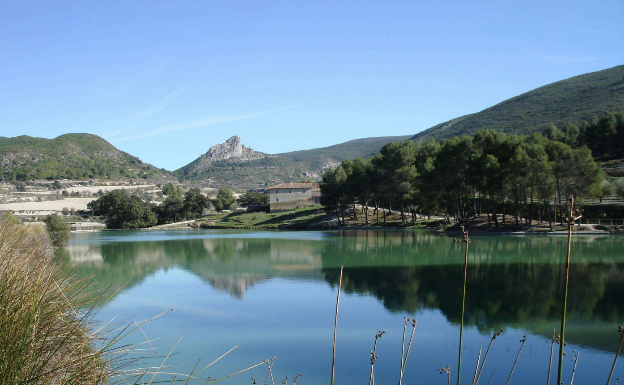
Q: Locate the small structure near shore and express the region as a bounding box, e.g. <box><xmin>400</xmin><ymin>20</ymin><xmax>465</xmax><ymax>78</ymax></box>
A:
<box><xmin>268</xmin><ymin>183</ymin><xmax>320</xmax><ymax>211</ymax></box>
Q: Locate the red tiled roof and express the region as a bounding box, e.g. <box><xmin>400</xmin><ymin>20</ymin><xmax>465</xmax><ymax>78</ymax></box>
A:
<box><xmin>267</xmin><ymin>182</ymin><xmax>319</xmax><ymax>190</ymax></box>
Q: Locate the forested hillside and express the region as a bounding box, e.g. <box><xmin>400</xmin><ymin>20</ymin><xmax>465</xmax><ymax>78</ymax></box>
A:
<box><xmin>0</xmin><ymin>134</ymin><xmax>170</xmax><ymax>180</ymax></box>
<box><xmin>322</xmin><ymin>112</ymin><xmax>624</xmax><ymax>227</ymax></box>
<box><xmin>278</xmin><ymin>135</ymin><xmax>412</xmax><ymax>169</ymax></box>
<box><xmin>412</xmin><ymin>65</ymin><xmax>624</xmax><ymax>141</ymax></box>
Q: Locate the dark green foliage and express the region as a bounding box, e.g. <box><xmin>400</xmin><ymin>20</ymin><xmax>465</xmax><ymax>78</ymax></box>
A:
<box><xmin>157</xmin><ymin>192</ymin><xmax>184</xmax><ymax>224</ymax></box>
<box><xmin>412</xmin><ymin>65</ymin><xmax>624</xmax><ymax>142</ymax></box>
<box><xmin>322</xmin><ymin>128</ymin><xmax>605</xmax><ymax>227</ymax></box>
<box><xmin>162</xmin><ymin>182</ymin><xmax>177</xmax><ymax>195</ymax></box>
<box><xmin>237</xmin><ymin>191</ymin><xmax>268</xmax><ymax>207</ymax></box>
<box><xmin>182</xmin><ymin>188</ymin><xmax>209</xmax><ymax>219</ymax></box>
<box><xmin>211</xmin><ymin>188</ymin><xmax>235</xmax><ymax>212</ymax></box>
<box><xmin>320</xmin><ymin>165</ymin><xmax>349</xmax><ymax>224</ymax></box>
<box><xmin>615</xmin><ymin>179</ymin><xmax>624</xmax><ymax>198</ymax></box>
<box><xmin>43</xmin><ymin>214</ymin><xmax>70</xmax><ymax>247</ymax></box>
<box><xmin>0</xmin><ymin>133</ymin><xmax>171</xmax><ymax>181</ymax></box>
<box><xmin>578</xmin><ymin>112</ymin><xmax>624</xmax><ymax>160</ymax></box>
<box><xmin>88</xmin><ymin>190</ymin><xmax>157</xmax><ymax>229</ymax></box>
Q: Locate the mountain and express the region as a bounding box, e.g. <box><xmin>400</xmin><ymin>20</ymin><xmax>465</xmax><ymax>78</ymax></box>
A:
<box><xmin>0</xmin><ymin>133</ymin><xmax>171</xmax><ymax>181</ymax></box>
<box><xmin>278</xmin><ymin>135</ymin><xmax>413</xmax><ymax>169</ymax></box>
<box><xmin>411</xmin><ymin>65</ymin><xmax>624</xmax><ymax>141</ymax></box>
<box><xmin>178</xmin><ymin>136</ymin><xmax>268</xmax><ymax>175</ymax></box>
<box><xmin>176</xmin><ymin>135</ymin><xmax>411</xmax><ymax>189</ymax></box>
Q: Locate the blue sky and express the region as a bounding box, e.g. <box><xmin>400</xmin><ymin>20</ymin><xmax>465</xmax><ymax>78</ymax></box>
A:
<box><xmin>1</xmin><ymin>1</ymin><xmax>623</xmax><ymax>170</ymax></box>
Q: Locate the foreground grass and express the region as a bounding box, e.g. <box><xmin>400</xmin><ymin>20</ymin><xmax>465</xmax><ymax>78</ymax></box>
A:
<box><xmin>0</xmin><ymin>219</ymin><xmax>109</xmax><ymax>384</ymax></box>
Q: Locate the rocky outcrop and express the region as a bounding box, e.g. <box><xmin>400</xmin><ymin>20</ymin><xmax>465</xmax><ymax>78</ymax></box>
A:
<box><xmin>199</xmin><ymin>136</ymin><xmax>266</xmax><ymax>164</ymax></box>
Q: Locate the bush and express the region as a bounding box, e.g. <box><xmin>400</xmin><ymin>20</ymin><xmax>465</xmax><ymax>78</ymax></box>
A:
<box><xmin>43</xmin><ymin>214</ymin><xmax>70</xmax><ymax>248</ymax></box>
<box><xmin>88</xmin><ymin>190</ymin><xmax>157</xmax><ymax>229</ymax></box>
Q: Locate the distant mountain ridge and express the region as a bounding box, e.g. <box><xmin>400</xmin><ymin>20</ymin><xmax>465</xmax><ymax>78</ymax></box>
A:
<box><xmin>176</xmin><ymin>135</ymin><xmax>412</xmax><ymax>188</ymax></box>
<box><xmin>0</xmin><ymin>133</ymin><xmax>170</xmax><ymax>181</ymax></box>
<box><xmin>412</xmin><ymin>64</ymin><xmax>624</xmax><ymax>141</ymax></box>
<box><xmin>182</xmin><ymin>136</ymin><xmax>268</xmax><ymax>172</ymax></box>
<box><xmin>4</xmin><ymin>65</ymin><xmax>622</xmax><ymax>187</ymax></box>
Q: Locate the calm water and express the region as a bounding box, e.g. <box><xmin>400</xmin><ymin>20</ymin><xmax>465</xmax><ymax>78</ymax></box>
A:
<box><xmin>63</xmin><ymin>230</ymin><xmax>624</xmax><ymax>384</ymax></box>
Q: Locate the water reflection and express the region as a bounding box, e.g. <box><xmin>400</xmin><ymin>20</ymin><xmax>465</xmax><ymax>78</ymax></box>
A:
<box><xmin>63</xmin><ymin>230</ymin><xmax>624</xmax><ymax>352</ymax></box>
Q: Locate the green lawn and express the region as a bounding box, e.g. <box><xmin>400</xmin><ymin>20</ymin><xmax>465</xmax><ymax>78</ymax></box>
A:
<box><xmin>200</xmin><ymin>205</ymin><xmax>329</xmax><ymax>229</ymax></box>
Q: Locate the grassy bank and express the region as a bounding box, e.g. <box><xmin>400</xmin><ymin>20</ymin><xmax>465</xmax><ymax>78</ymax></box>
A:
<box><xmin>195</xmin><ymin>205</ymin><xmax>446</xmax><ymax>230</ymax></box>
<box><xmin>199</xmin><ymin>205</ymin><xmax>330</xmax><ymax>229</ymax></box>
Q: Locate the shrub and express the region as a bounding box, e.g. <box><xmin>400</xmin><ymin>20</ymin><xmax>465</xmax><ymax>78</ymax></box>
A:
<box><xmin>43</xmin><ymin>214</ymin><xmax>70</xmax><ymax>248</ymax></box>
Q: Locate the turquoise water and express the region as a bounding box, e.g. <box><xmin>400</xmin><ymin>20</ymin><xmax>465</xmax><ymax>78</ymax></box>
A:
<box><xmin>64</xmin><ymin>230</ymin><xmax>624</xmax><ymax>384</ymax></box>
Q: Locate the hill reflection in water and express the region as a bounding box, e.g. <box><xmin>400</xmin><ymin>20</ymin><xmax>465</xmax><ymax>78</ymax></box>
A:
<box><xmin>64</xmin><ymin>230</ymin><xmax>624</xmax><ymax>354</ymax></box>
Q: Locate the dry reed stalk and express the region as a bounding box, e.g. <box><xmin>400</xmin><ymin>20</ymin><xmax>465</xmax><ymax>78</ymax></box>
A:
<box><xmin>472</xmin><ymin>345</ymin><xmax>483</xmax><ymax>385</ymax></box>
<box><xmin>453</xmin><ymin>226</ymin><xmax>471</xmax><ymax>385</ymax></box>
<box><xmin>369</xmin><ymin>330</ymin><xmax>385</xmax><ymax>385</ymax></box>
<box><xmin>607</xmin><ymin>326</ymin><xmax>624</xmax><ymax>385</ymax></box>
<box><xmin>556</xmin><ymin>196</ymin><xmax>581</xmax><ymax>385</ymax></box>
<box><xmin>398</xmin><ymin>318</ymin><xmax>417</xmax><ymax>385</ymax></box>
<box><xmin>546</xmin><ymin>329</ymin><xmax>556</xmax><ymax>385</ymax></box>
<box><xmin>265</xmin><ymin>357</ymin><xmax>277</xmax><ymax>385</ymax></box>
<box><xmin>438</xmin><ymin>365</ymin><xmax>451</xmax><ymax>385</ymax></box>
<box><xmin>487</xmin><ymin>370</ymin><xmax>495</xmax><ymax>385</ymax></box>
<box><xmin>570</xmin><ymin>351</ymin><xmax>579</xmax><ymax>385</ymax></box>
<box><xmin>505</xmin><ymin>335</ymin><xmax>527</xmax><ymax>385</ymax></box>
<box><xmin>330</xmin><ymin>265</ymin><xmax>343</xmax><ymax>385</ymax></box>
<box><xmin>475</xmin><ymin>329</ymin><xmax>503</xmax><ymax>385</ymax></box>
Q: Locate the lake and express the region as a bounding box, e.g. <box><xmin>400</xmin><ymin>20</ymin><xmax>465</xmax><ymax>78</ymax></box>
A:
<box><xmin>63</xmin><ymin>230</ymin><xmax>624</xmax><ymax>384</ymax></box>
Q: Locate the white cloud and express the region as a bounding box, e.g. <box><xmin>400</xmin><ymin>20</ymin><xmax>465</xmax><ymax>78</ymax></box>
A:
<box><xmin>111</xmin><ymin>106</ymin><xmax>293</xmax><ymax>143</ymax></box>
<box><xmin>104</xmin><ymin>90</ymin><xmax>182</xmax><ymax>138</ymax></box>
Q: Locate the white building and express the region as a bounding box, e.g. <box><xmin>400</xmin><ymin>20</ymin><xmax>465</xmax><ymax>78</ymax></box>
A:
<box><xmin>268</xmin><ymin>183</ymin><xmax>321</xmax><ymax>211</ymax></box>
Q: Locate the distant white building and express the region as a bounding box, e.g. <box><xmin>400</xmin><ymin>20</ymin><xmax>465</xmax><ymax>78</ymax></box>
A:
<box><xmin>268</xmin><ymin>183</ymin><xmax>321</xmax><ymax>211</ymax></box>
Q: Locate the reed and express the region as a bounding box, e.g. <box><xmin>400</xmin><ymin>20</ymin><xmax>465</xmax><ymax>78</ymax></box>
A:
<box><xmin>330</xmin><ymin>265</ymin><xmax>344</xmax><ymax>385</ymax></box>
<box><xmin>438</xmin><ymin>365</ymin><xmax>451</xmax><ymax>385</ymax></box>
<box><xmin>453</xmin><ymin>226</ymin><xmax>471</xmax><ymax>385</ymax></box>
<box><xmin>505</xmin><ymin>335</ymin><xmax>526</xmax><ymax>385</ymax></box>
<box><xmin>398</xmin><ymin>318</ymin><xmax>417</xmax><ymax>385</ymax></box>
<box><xmin>607</xmin><ymin>326</ymin><xmax>624</xmax><ymax>385</ymax></box>
<box><xmin>570</xmin><ymin>350</ymin><xmax>579</xmax><ymax>385</ymax></box>
<box><xmin>369</xmin><ymin>330</ymin><xmax>385</xmax><ymax>385</ymax></box>
<box><xmin>472</xmin><ymin>345</ymin><xmax>483</xmax><ymax>385</ymax></box>
<box><xmin>475</xmin><ymin>329</ymin><xmax>503</xmax><ymax>385</ymax></box>
<box><xmin>546</xmin><ymin>330</ymin><xmax>557</xmax><ymax>385</ymax></box>
<box><xmin>0</xmin><ymin>218</ymin><xmax>110</xmax><ymax>384</ymax></box>
<box><xmin>487</xmin><ymin>370</ymin><xmax>494</xmax><ymax>385</ymax></box>
<box><xmin>556</xmin><ymin>196</ymin><xmax>581</xmax><ymax>385</ymax></box>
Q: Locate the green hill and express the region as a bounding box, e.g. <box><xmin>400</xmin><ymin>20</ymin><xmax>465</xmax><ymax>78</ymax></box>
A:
<box><xmin>0</xmin><ymin>133</ymin><xmax>171</xmax><ymax>181</ymax></box>
<box><xmin>277</xmin><ymin>135</ymin><xmax>412</xmax><ymax>168</ymax></box>
<box><xmin>412</xmin><ymin>64</ymin><xmax>624</xmax><ymax>141</ymax></box>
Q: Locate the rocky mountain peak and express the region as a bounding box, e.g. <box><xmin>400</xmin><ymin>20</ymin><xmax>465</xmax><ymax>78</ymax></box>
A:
<box><xmin>200</xmin><ymin>136</ymin><xmax>266</xmax><ymax>164</ymax></box>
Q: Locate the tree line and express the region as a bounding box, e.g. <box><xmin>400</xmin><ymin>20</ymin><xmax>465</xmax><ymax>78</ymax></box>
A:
<box><xmin>320</xmin><ymin>113</ymin><xmax>624</xmax><ymax>228</ymax></box>
<box><xmin>88</xmin><ymin>183</ymin><xmax>269</xmax><ymax>229</ymax></box>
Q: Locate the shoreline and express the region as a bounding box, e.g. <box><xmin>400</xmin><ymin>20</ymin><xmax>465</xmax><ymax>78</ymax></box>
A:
<box><xmin>71</xmin><ymin>224</ymin><xmax>624</xmax><ymax>235</ymax></box>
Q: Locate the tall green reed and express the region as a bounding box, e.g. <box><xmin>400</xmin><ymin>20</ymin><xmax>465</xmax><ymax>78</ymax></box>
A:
<box><xmin>556</xmin><ymin>196</ymin><xmax>581</xmax><ymax>385</ymax></box>
<box><xmin>453</xmin><ymin>226</ymin><xmax>471</xmax><ymax>385</ymax></box>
